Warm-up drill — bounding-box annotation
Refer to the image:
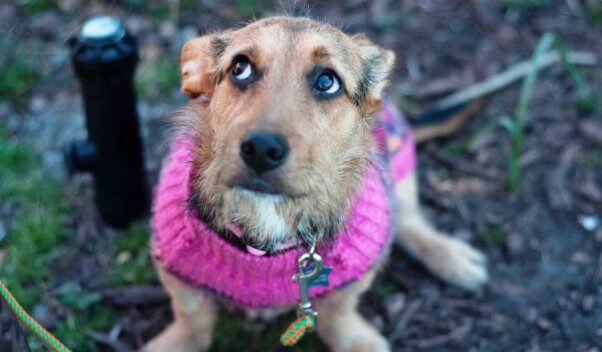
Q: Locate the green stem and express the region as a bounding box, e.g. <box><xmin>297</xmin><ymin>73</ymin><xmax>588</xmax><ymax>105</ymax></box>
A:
<box><xmin>552</xmin><ymin>35</ymin><xmax>596</xmax><ymax>111</ymax></box>
<box><xmin>509</xmin><ymin>32</ymin><xmax>555</xmax><ymax>191</ymax></box>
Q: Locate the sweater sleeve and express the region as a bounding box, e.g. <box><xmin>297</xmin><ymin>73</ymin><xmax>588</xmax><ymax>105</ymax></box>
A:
<box><xmin>377</xmin><ymin>101</ymin><xmax>417</xmax><ymax>182</ymax></box>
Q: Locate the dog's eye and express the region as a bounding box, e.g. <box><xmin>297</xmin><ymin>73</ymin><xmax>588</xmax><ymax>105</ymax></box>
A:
<box><xmin>314</xmin><ymin>71</ymin><xmax>340</xmax><ymax>95</ymax></box>
<box><xmin>231</xmin><ymin>56</ymin><xmax>253</xmax><ymax>81</ymax></box>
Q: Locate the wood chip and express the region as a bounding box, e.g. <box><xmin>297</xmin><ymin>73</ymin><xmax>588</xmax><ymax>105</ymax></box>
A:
<box><xmin>428</xmin><ymin>51</ymin><xmax>597</xmax><ymax>112</ymax></box>
<box><xmin>409</xmin><ymin>320</ymin><xmax>473</xmax><ymax>349</ymax></box>
<box><xmin>102</xmin><ymin>286</ymin><xmax>169</xmax><ymax>306</ymax></box>
<box><xmin>425</xmin><ymin>146</ymin><xmax>505</xmax><ymax>181</ymax></box>
<box><xmin>389</xmin><ymin>299</ymin><xmax>423</xmax><ymax>341</ymax></box>
<box><xmin>578</xmin><ymin>119</ymin><xmax>602</xmax><ymax>144</ymax></box>
<box><xmin>546</xmin><ymin>144</ymin><xmax>580</xmax><ymax>210</ymax></box>
<box><xmin>410</xmin><ymin>73</ymin><xmax>474</xmax><ymax>100</ymax></box>
<box><xmin>88</xmin><ymin>332</ymin><xmax>133</xmax><ymax>352</ymax></box>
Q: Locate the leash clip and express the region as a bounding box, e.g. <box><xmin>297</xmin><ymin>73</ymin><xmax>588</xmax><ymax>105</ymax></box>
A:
<box><xmin>276</xmin><ymin>244</ymin><xmax>332</xmax><ymax>349</ymax></box>
<box><xmin>292</xmin><ymin>244</ymin><xmax>332</xmax><ymax>318</ymax></box>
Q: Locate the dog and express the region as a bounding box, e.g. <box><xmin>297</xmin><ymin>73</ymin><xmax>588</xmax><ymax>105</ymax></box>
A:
<box><xmin>145</xmin><ymin>16</ymin><xmax>488</xmax><ymax>352</ymax></box>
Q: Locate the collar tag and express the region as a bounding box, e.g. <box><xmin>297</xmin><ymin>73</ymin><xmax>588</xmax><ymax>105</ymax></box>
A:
<box><xmin>306</xmin><ymin>263</ymin><xmax>332</xmax><ymax>288</ymax></box>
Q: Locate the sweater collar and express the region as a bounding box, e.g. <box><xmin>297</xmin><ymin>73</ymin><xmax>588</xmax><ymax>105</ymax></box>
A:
<box><xmin>225</xmin><ymin>222</ymin><xmax>302</xmax><ymax>256</ymax></box>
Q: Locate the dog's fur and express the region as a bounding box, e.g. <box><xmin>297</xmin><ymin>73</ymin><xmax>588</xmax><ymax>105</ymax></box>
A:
<box><xmin>145</xmin><ymin>17</ymin><xmax>488</xmax><ymax>352</ymax></box>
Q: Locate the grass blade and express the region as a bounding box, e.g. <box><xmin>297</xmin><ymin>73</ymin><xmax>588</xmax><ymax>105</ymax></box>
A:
<box><xmin>508</xmin><ymin>32</ymin><xmax>555</xmax><ymax>191</ymax></box>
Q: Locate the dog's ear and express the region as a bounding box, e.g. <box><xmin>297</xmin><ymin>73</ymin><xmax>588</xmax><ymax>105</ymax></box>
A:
<box><xmin>352</xmin><ymin>34</ymin><xmax>396</xmax><ymax>115</ymax></box>
<box><xmin>180</xmin><ymin>31</ymin><xmax>232</xmax><ymax>99</ymax></box>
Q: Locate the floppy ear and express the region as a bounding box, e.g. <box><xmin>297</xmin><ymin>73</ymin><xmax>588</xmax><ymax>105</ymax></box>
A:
<box><xmin>180</xmin><ymin>31</ymin><xmax>232</xmax><ymax>99</ymax></box>
<box><xmin>352</xmin><ymin>34</ymin><xmax>396</xmax><ymax>115</ymax></box>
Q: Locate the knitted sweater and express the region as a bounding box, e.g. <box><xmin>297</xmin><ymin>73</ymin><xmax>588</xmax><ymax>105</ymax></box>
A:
<box><xmin>152</xmin><ymin>102</ymin><xmax>415</xmax><ymax>307</ymax></box>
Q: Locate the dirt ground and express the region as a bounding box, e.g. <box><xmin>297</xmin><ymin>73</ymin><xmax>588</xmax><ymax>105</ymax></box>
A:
<box><xmin>1</xmin><ymin>1</ymin><xmax>601</xmax><ymax>351</ymax></box>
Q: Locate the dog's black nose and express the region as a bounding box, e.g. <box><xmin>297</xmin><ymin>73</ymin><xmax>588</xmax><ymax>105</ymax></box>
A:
<box><xmin>240</xmin><ymin>131</ymin><xmax>289</xmax><ymax>174</ymax></box>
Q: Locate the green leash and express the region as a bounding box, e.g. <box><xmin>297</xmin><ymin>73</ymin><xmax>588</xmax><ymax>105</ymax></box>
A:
<box><xmin>279</xmin><ymin>314</ymin><xmax>316</xmax><ymax>346</ymax></box>
<box><xmin>0</xmin><ymin>279</ymin><xmax>71</xmax><ymax>352</ymax></box>
<box><xmin>272</xmin><ymin>314</ymin><xmax>316</xmax><ymax>351</ymax></box>
<box><xmin>0</xmin><ymin>243</ymin><xmax>330</xmax><ymax>352</ymax></box>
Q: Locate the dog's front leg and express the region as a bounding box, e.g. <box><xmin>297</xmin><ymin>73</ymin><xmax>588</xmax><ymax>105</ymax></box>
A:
<box><xmin>393</xmin><ymin>172</ymin><xmax>488</xmax><ymax>290</ymax></box>
<box><xmin>315</xmin><ymin>269</ymin><xmax>390</xmax><ymax>352</ymax></box>
<box><xmin>143</xmin><ymin>266</ymin><xmax>218</xmax><ymax>352</ymax></box>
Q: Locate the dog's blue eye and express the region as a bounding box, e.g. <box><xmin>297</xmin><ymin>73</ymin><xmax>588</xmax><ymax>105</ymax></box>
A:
<box><xmin>314</xmin><ymin>72</ymin><xmax>340</xmax><ymax>95</ymax></box>
<box><xmin>232</xmin><ymin>57</ymin><xmax>252</xmax><ymax>81</ymax></box>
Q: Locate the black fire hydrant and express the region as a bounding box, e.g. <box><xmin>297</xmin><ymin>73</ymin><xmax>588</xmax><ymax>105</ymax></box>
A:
<box><xmin>64</xmin><ymin>16</ymin><xmax>148</xmax><ymax>228</ymax></box>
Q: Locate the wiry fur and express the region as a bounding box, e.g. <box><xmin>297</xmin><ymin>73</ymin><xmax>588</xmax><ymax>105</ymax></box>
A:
<box><xmin>147</xmin><ymin>16</ymin><xmax>488</xmax><ymax>352</ymax></box>
<box><xmin>175</xmin><ymin>17</ymin><xmax>390</xmax><ymax>251</ymax></box>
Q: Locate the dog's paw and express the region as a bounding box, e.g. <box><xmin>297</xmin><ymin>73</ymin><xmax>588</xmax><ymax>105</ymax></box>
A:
<box><xmin>330</xmin><ymin>330</ymin><xmax>390</xmax><ymax>352</ymax></box>
<box><xmin>423</xmin><ymin>237</ymin><xmax>488</xmax><ymax>290</ymax></box>
<box><xmin>348</xmin><ymin>335</ymin><xmax>390</xmax><ymax>352</ymax></box>
<box><xmin>320</xmin><ymin>315</ymin><xmax>390</xmax><ymax>352</ymax></box>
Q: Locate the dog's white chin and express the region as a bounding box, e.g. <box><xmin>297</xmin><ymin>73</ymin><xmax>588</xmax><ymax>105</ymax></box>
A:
<box><xmin>237</xmin><ymin>188</ymin><xmax>284</xmax><ymax>203</ymax></box>
<box><xmin>230</xmin><ymin>188</ymin><xmax>289</xmax><ymax>245</ymax></box>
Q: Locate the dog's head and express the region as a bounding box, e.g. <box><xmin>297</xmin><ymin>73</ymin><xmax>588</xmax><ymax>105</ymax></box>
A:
<box><xmin>177</xmin><ymin>17</ymin><xmax>394</xmax><ymax>252</ymax></box>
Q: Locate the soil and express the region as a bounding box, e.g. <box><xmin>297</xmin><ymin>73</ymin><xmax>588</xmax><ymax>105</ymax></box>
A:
<box><xmin>1</xmin><ymin>0</ymin><xmax>601</xmax><ymax>351</ymax></box>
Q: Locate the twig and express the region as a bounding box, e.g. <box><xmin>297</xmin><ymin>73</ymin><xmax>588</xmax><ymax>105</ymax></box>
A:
<box><xmin>419</xmin><ymin>187</ymin><xmax>455</xmax><ymax>211</ymax></box>
<box><xmin>595</xmin><ymin>250</ymin><xmax>602</xmax><ymax>282</ymax></box>
<box><xmin>469</xmin><ymin>0</ymin><xmax>500</xmax><ymax>30</ymax></box>
<box><xmin>409</xmin><ymin>74</ymin><xmax>472</xmax><ymax>99</ymax></box>
<box><xmin>171</xmin><ymin>0</ymin><xmax>180</xmax><ymax>25</ymax></box>
<box><xmin>572</xmin><ymin>176</ymin><xmax>602</xmax><ymax>213</ymax></box>
<box><xmin>425</xmin><ymin>147</ymin><xmax>506</xmax><ymax>182</ymax></box>
<box><xmin>389</xmin><ymin>299</ymin><xmax>423</xmax><ymax>341</ymax></box>
<box><xmin>88</xmin><ymin>332</ymin><xmax>133</xmax><ymax>352</ymax></box>
<box><xmin>408</xmin><ymin>320</ymin><xmax>473</xmax><ymax>349</ymax></box>
<box><xmin>428</xmin><ymin>51</ymin><xmax>597</xmax><ymax>112</ymax></box>
<box><xmin>579</xmin><ymin>119</ymin><xmax>602</xmax><ymax>144</ymax></box>
<box><xmin>546</xmin><ymin>144</ymin><xmax>579</xmax><ymax>210</ymax></box>
<box><xmin>414</xmin><ymin>97</ymin><xmax>490</xmax><ymax>143</ymax></box>
<box><xmin>101</xmin><ymin>286</ymin><xmax>169</xmax><ymax>306</ymax></box>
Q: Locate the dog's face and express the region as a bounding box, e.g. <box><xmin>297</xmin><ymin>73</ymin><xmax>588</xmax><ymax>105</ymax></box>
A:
<box><xmin>177</xmin><ymin>17</ymin><xmax>394</xmax><ymax>251</ymax></box>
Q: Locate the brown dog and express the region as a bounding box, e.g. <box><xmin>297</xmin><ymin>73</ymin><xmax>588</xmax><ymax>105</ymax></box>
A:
<box><xmin>145</xmin><ymin>16</ymin><xmax>487</xmax><ymax>352</ymax></box>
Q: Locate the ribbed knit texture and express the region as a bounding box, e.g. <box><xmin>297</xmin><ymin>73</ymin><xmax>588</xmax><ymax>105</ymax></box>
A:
<box><xmin>152</xmin><ymin>103</ymin><xmax>415</xmax><ymax>307</ymax></box>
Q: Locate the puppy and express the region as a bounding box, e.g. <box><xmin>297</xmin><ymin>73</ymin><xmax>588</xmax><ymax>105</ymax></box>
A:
<box><xmin>146</xmin><ymin>16</ymin><xmax>488</xmax><ymax>352</ymax></box>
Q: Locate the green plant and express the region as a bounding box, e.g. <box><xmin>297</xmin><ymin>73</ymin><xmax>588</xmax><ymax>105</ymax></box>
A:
<box><xmin>501</xmin><ymin>32</ymin><xmax>595</xmax><ymax>191</ymax></box>
<box><xmin>587</xmin><ymin>0</ymin><xmax>602</xmax><ymax>24</ymax></box>
<box><xmin>54</xmin><ymin>281</ymin><xmax>115</xmax><ymax>351</ymax></box>
<box><xmin>234</xmin><ymin>0</ymin><xmax>269</xmax><ymax>17</ymax></box>
<box><xmin>150</xmin><ymin>3</ymin><xmax>171</xmax><ymax>21</ymax></box>
<box><xmin>0</xmin><ymin>128</ymin><xmax>70</xmax><ymax>308</ymax></box>
<box><xmin>372</xmin><ymin>281</ymin><xmax>398</xmax><ymax>298</ymax></box>
<box><xmin>16</xmin><ymin>0</ymin><xmax>56</xmax><ymax>14</ymax></box>
<box><xmin>580</xmin><ymin>146</ymin><xmax>602</xmax><ymax>169</ymax></box>
<box><xmin>135</xmin><ymin>58</ymin><xmax>180</xmax><ymax>100</ymax></box>
<box><xmin>502</xmin><ymin>0</ymin><xmax>551</xmax><ymax>9</ymax></box>
<box><xmin>554</xmin><ymin>39</ymin><xmax>598</xmax><ymax>112</ymax></box>
<box><xmin>444</xmin><ymin>117</ymin><xmax>501</xmax><ymax>154</ymax></box>
<box><xmin>0</xmin><ymin>60</ymin><xmax>40</xmax><ymax>100</ymax></box>
<box><xmin>180</xmin><ymin>0</ymin><xmax>200</xmax><ymax>12</ymax></box>
<box><xmin>55</xmin><ymin>306</ymin><xmax>116</xmax><ymax>352</ymax></box>
<box><xmin>481</xmin><ymin>223</ymin><xmax>506</xmax><ymax>251</ymax></box>
<box><xmin>0</xmin><ymin>126</ymin><xmax>121</xmax><ymax>351</ymax></box>
<box><xmin>0</xmin><ymin>34</ymin><xmax>48</xmax><ymax>101</ymax></box>
<box><xmin>210</xmin><ymin>313</ymin><xmax>325</xmax><ymax>352</ymax></box>
<box><xmin>108</xmin><ymin>222</ymin><xmax>156</xmax><ymax>286</ymax></box>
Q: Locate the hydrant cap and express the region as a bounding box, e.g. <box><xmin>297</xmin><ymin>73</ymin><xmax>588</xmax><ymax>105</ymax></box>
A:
<box><xmin>79</xmin><ymin>16</ymin><xmax>125</xmax><ymax>45</ymax></box>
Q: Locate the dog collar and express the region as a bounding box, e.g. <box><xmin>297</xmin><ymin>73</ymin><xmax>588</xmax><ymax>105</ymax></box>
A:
<box><xmin>225</xmin><ymin>223</ymin><xmax>301</xmax><ymax>256</ymax></box>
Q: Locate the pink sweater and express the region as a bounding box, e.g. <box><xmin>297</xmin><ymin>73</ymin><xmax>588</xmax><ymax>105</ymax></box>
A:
<box><xmin>152</xmin><ymin>102</ymin><xmax>415</xmax><ymax>307</ymax></box>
